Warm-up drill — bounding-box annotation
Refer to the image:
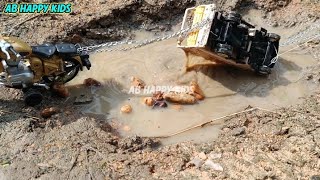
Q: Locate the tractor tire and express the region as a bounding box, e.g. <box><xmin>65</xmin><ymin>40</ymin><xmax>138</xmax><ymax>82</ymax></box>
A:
<box><xmin>216</xmin><ymin>43</ymin><xmax>233</xmax><ymax>58</ymax></box>
<box><xmin>226</xmin><ymin>11</ymin><xmax>242</xmax><ymax>24</ymax></box>
<box><xmin>256</xmin><ymin>66</ymin><xmax>271</xmax><ymax>76</ymax></box>
<box><xmin>268</xmin><ymin>33</ymin><xmax>281</xmax><ymax>42</ymax></box>
<box><xmin>24</xmin><ymin>88</ymin><xmax>43</xmax><ymax>106</ymax></box>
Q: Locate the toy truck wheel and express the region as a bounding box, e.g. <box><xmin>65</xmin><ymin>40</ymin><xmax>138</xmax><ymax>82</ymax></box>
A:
<box><xmin>268</xmin><ymin>33</ymin><xmax>281</xmax><ymax>42</ymax></box>
<box><xmin>24</xmin><ymin>89</ymin><xmax>43</xmax><ymax>106</ymax></box>
<box><xmin>226</xmin><ymin>12</ymin><xmax>242</xmax><ymax>24</ymax></box>
<box><xmin>216</xmin><ymin>43</ymin><xmax>233</xmax><ymax>58</ymax></box>
<box><xmin>256</xmin><ymin>66</ymin><xmax>271</xmax><ymax>75</ymax></box>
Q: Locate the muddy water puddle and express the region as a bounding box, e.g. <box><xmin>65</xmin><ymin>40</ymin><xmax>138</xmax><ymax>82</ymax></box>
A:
<box><xmin>68</xmin><ymin>12</ymin><xmax>318</xmax><ymax>145</ymax></box>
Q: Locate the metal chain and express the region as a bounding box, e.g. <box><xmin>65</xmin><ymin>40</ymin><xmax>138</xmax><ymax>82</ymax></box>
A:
<box><xmin>77</xmin><ymin>18</ymin><xmax>212</xmax><ymax>53</ymax></box>
<box><xmin>77</xmin><ymin>19</ymin><xmax>320</xmax><ymax>54</ymax></box>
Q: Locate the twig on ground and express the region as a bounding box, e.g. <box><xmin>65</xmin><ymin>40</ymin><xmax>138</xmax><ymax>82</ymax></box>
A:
<box><xmin>85</xmin><ymin>148</ymin><xmax>94</xmax><ymax>180</ymax></box>
<box><xmin>67</xmin><ymin>150</ymin><xmax>80</xmax><ymax>180</ymax></box>
<box><xmin>142</xmin><ymin>107</ymin><xmax>280</xmax><ymax>138</ymax></box>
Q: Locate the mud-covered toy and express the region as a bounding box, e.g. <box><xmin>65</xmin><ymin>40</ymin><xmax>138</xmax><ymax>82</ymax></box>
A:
<box><xmin>0</xmin><ymin>36</ymin><xmax>91</xmax><ymax>106</ymax></box>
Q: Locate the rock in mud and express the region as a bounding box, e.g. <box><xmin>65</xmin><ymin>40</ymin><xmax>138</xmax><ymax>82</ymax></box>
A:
<box><xmin>52</xmin><ymin>83</ymin><xmax>69</xmax><ymax>98</ymax></box>
<box><xmin>84</xmin><ymin>78</ymin><xmax>102</xmax><ymax>87</ymax></box>
<box><xmin>131</xmin><ymin>77</ymin><xmax>145</xmax><ymax>89</ymax></box>
<box><xmin>189</xmin><ymin>81</ymin><xmax>205</xmax><ymax>100</ymax></box>
<box><xmin>275</xmin><ymin>126</ymin><xmax>290</xmax><ymax>135</ymax></box>
<box><xmin>143</xmin><ymin>97</ymin><xmax>155</xmax><ymax>106</ymax></box>
<box><xmin>40</xmin><ymin>107</ymin><xmax>60</xmax><ymax>118</ymax></box>
<box><xmin>231</xmin><ymin>127</ymin><xmax>246</xmax><ymax>136</ymax></box>
<box><xmin>153</xmin><ymin>101</ymin><xmax>168</xmax><ymax>108</ymax></box>
<box><xmin>204</xmin><ymin>160</ymin><xmax>223</xmax><ymax>171</ymax></box>
<box><xmin>121</xmin><ymin>104</ymin><xmax>132</xmax><ymax>114</ymax></box>
<box><xmin>164</xmin><ymin>92</ymin><xmax>197</xmax><ymax>104</ymax></box>
<box><xmin>209</xmin><ymin>152</ymin><xmax>222</xmax><ymax>160</ymax></box>
<box><xmin>153</xmin><ymin>91</ymin><xmax>164</xmax><ymax>101</ymax></box>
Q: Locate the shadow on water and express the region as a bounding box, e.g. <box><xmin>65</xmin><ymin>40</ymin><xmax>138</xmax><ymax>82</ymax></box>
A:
<box><xmin>68</xmin><ymin>79</ymin><xmax>130</xmax><ymax>116</ymax></box>
<box><xmin>196</xmin><ymin>57</ymin><xmax>302</xmax><ymax>98</ymax></box>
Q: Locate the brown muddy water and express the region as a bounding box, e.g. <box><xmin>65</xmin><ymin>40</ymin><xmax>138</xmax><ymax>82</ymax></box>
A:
<box><xmin>68</xmin><ymin>10</ymin><xmax>318</xmax><ymax>145</ymax></box>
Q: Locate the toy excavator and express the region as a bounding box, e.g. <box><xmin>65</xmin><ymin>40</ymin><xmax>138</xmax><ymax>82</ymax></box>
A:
<box><xmin>0</xmin><ymin>35</ymin><xmax>91</xmax><ymax>106</ymax></box>
<box><xmin>178</xmin><ymin>4</ymin><xmax>280</xmax><ymax>75</ymax></box>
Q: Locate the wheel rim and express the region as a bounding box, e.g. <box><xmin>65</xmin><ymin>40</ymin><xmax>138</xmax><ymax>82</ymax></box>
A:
<box><xmin>62</xmin><ymin>61</ymin><xmax>79</xmax><ymax>82</ymax></box>
<box><xmin>43</xmin><ymin>60</ymin><xmax>79</xmax><ymax>84</ymax></box>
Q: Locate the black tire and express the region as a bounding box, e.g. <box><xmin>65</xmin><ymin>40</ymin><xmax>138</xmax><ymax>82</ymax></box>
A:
<box><xmin>24</xmin><ymin>89</ymin><xmax>43</xmax><ymax>106</ymax></box>
<box><xmin>256</xmin><ymin>66</ymin><xmax>271</xmax><ymax>75</ymax></box>
<box><xmin>237</xmin><ymin>23</ymin><xmax>249</xmax><ymax>29</ymax></box>
<box><xmin>226</xmin><ymin>11</ymin><xmax>242</xmax><ymax>24</ymax></box>
<box><xmin>215</xmin><ymin>43</ymin><xmax>233</xmax><ymax>58</ymax></box>
<box><xmin>268</xmin><ymin>33</ymin><xmax>281</xmax><ymax>42</ymax></box>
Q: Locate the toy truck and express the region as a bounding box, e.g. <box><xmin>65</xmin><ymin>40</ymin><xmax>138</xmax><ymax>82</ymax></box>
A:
<box><xmin>178</xmin><ymin>4</ymin><xmax>281</xmax><ymax>75</ymax></box>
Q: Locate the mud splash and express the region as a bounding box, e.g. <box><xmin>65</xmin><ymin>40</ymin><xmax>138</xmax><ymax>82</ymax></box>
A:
<box><xmin>68</xmin><ymin>10</ymin><xmax>318</xmax><ymax>145</ymax></box>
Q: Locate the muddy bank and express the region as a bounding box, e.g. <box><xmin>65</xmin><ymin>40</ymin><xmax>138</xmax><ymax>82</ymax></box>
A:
<box><xmin>1</xmin><ymin>0</ymin><xmax>318</xmax><ymax>45</ymax></box>
<box><xmin>1</xmin><ymin>90</ymin><xmax>320</xmax><ymax>179</ymax></box>
<box><xmin>1</xmin><ymin>0</ymin><xmax>195</xmax><ymax>44</ymax></box>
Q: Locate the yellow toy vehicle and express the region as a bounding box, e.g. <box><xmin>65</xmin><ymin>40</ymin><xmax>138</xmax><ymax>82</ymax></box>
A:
<box><xmin>0</xmin><ymin>36</ymin><xmax>91</xmax><ymax>106</ymax></box>
<box><xmin>178</xmin><ymin>4</ymin><xmax>280</xmax><ymax>75</ymax></box>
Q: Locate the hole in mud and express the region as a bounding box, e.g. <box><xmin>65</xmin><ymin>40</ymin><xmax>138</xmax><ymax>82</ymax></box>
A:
<box><xmin>65</xmin><ymin>9</ymin><xmax>318</xmax><ymax>146</ymax></box>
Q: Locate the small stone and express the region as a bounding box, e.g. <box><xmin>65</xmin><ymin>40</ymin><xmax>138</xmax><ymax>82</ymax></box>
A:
<box><xmin>153</xmin><ymin>101</ymin><xmax>168</xmax><ymax>108</ymax></box>
<box><xmin>209</xmin><ymin>153</ymin><xmax>222</xmax><ymax>160</ymax></box>
<box><xmin>189</xmin><ymin>81</ymin><xmax>205</xmax><ymax>100</ymax></box>
<box><xmin>164</xmin><ymin>92</ymin><xmax>197</xmax><ymax>104</ymax></box>
<box><xmin>84</xmin><ymin>78</ymin><xmax>102</xmax><ymax>87</ymax></box>
<box><xmin>187</xmin><ymin>157</ymin><xmax>204</xmax><ymax>169</ymax></box>
<box><xmin>198</xmin><ymin>152</ymin><xmax>207</xmax><ymax>160</ymax></box>
<box><xmin>41</xmin><ymin>107</ymin><xmax>60</xmax><ymax>118</ymax></box>
<box><xmin>306</xmin><ymin>75</ymin><xmax>313</xmax><ymax>80</ymax></box>
<box><xmin>275</xmin><ymin>126</ymin><xmax>290</xmax><ymax>135</ymax></box>
<box><xmin>231</xmin><ymin>127</ymin><xmax>246</xmax><ymax>136</ymax></box>
<box><xmin>204</xmin><ymin>160</ymin><xmax>223</xmax><ymax>171</ymax></box>
<box><xmin>131</xmin><ymin>77</ymin><xmax>145</xmax><ymax>89</ymax></box>
<box><xmin>153</xmin><ymin>91</ymin><xmax>164</xmax><ymax>101</ymax></box>
<box><xmin>69</xmin><ymin>34</ymin><xmax>83</xmax><ymax>43</ymax></box>
<box><xmin>121</xmin><ymin>105</ymin><xmax>132</xmax><ymax>114</ymax></box>
<box><xmin>123</xmin><ymin>126</ymin><xmax>131</xmax><ymax>132</ymax></box>
<box><xmin>143</xmin><ymin>97</ymin><xmax>155</xmax><ymax>106</ymax></box>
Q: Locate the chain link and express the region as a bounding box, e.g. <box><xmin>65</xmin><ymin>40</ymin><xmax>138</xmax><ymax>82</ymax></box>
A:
<box><xmin>77</xmin><ymin>18</ymin><xmax>212</xmax><ymax>53</ymax></box>
<box><xmin>77</xmin><ymin>19</ymin><xmax>320</xmax><ymax>54</ymax></box>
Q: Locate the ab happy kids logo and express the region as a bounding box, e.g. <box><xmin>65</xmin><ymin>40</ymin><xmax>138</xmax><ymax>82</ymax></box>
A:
<box><xmin>3</xmin><ymin>3</ymin><xmax>72</xmax><ymax>14</ymax></box>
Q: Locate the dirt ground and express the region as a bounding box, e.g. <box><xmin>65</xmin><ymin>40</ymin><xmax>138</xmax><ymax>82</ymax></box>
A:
<box><xmin>1</xmin><ymin>0</ymin><xmax>320</xmax><ymax>179</ymax></box>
